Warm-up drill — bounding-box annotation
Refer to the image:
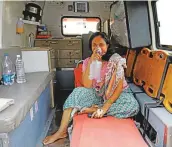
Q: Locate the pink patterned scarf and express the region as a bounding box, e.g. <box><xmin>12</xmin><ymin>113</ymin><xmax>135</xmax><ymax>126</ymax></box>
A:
<box><xmin>96</xmin><ymin>53</ymin><xmax>128</xmax><ymax>101</ymax></box>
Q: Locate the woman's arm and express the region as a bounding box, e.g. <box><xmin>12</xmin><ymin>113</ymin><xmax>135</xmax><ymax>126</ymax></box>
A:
<box><xmin>102</xmin><ymin>79</ymin><xmax>123</xmax><ymax>112</ymax></box>
<box><xmin>91</xmin><ymin>79</ymin><xmax>123</xmax><ymax>118</ymax></box>
<box><xmin>82</xmin><ymin>49</ymin><xmax>101</xmax><ymax>88</ymax></box>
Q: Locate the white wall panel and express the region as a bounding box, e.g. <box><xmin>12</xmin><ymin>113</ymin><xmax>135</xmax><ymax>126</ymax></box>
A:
<box><xmin>42</xmin><ymin>1</ymin><xmax>112</xmax><ymax>37</ymax></box>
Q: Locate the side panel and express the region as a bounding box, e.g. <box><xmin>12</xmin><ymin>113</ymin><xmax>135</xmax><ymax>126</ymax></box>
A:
<box><xmin>7</xmin><ymin>84</ymin><xmax>51</xmax><ymax>147</ymax></box>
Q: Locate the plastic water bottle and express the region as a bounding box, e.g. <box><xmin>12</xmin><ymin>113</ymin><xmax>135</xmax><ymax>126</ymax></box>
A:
<box><xmin>15</xmin><ymin>55</ymin><xmax>26</xmax><ymax>83</ymax></box>
<box><xmin>2</xmin><ymin>53</ymin><xmax>15</xmax><ymax>85</ymax></box>
<box><xmin>89</xmin><ymin>60</ymin><xmax>95</xmax><ymax>80</ymax></box>
<box><xmin>94</xmin><ymin>60</ymin><xmax>102</xmax><ymax>82</ymax></box>
<box><xmin>89</xmin><ymin>47</ymin><xmax>102</xmax><ymax>82</ymax></box>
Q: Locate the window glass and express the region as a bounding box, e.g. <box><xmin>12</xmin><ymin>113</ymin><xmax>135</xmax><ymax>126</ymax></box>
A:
<box><xmin>62</xmin><ymin>17</ymin><xmax>101</xmax><ymax>36</ymax></box>
<box><xmin>155</xmin><ymin>0</ymin><xmax>172</xmax><ymax>47</ymax></box>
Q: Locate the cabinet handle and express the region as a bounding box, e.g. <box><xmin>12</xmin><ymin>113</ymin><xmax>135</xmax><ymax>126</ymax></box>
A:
<box><xmin>73</xmin><ymin>41</ymin><xmax>79</xmax><ymax>44</ymax></box>
<box><xmin>68</xmin><ymin>52</ymin><xmax>74</xmax><ymax>56</ymax></box>
<box><xmin>67</xmin><ymin>43</ymin><xmax>73</xmax><ymax>46</ymax></box>
<box><xmin>50</xmin><ymin>41</ymin><xmax>58</xmax><ymax>44</ymax></box>
<box><xmin>68</xmin><ymin>60</ymin><xmax>73</xmax><ymax>65</ymax></box>
<box><xmin>75</xmin><ymin>50</ymin><xmax>80</xmax><ymax>54</ymax></box>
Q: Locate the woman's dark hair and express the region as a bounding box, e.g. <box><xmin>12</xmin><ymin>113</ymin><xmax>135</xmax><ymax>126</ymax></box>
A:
<box><xmin>89</xmin><ymin>32</ymin><xmax>128</xmax><ymax>61</ymax></box>
<box><xmin>110</xmin><ymin>36</ymin><xmax>128</xmax><ymax>56</ymax></box>
<box><xmin>89</xmin><ymin>32</ymin><xmax>112</xmax><ymax>61</ymax></box>
<box><xmin>89</xmin><ymin>32</ymin><xmax>110</xmax><ymax>50</ymax></box>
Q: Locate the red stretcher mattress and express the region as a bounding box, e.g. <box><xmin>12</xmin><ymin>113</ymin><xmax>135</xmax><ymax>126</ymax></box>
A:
<box><xmin>71</xmin><ymin>114</ymin><xmax>148</xmax><ymax>147</ymax></box>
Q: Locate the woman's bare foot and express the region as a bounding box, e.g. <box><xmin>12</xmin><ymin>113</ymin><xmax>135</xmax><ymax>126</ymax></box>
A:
<box><xmin>43</xmin><ymin>131</ymin><xmax>67</xmax><ymax>145</ymax></box>
<box><xmin>78</xmin><ymin>105</ymin><xmax>99</xmax><ymax>114</ymax></box>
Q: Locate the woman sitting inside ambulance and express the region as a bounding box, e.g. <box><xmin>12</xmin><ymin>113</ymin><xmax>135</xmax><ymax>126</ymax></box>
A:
<box><xmin>43</xmin><ymin>32</ymin><xmax>139</xmax><ymax>145</ymax></box>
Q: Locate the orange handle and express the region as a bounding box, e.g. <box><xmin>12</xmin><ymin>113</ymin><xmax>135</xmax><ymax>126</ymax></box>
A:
<box><xmin>163</xmin><ymin>99</ymin><xmax>172</xmax><ymax>113</ymax></box>
<box><xmin>154</xmin><ymin>51</ymin><xmax>168</xmax><ymax>60</ymax></box>
<box><xmin>140</xmin><ymin>48</ymin><xmax>150</xmax><ymax>57</ymax></box>
<box><xmin>143</xmin><ymin>85</ymin><xmax>157</xmax><ymax>98</ymax></box>
<box><xmin>133</xmin><ymin>78</ymin><xmax>143</xmax><ymax>86</ymax></box>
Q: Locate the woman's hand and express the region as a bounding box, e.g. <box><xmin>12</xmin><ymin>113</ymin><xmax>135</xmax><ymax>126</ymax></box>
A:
<box><xmin>91</xmin><ymin>49</ymin><xmax>102</xmax><ymax>61</ymax></box>
<box><xmin>91</xmin><ymin>79</ymin><xmax>123</xmax><ymax>119</ymax></box>
<box><xmin>78</xmin><ymin>105</ymin><xmax>99</xmax><ymax>115</ymax></box>
<box><xmin>91</xmin><ymin>107</ymin><xmax>108</xmax><ymax>119</ymax></box>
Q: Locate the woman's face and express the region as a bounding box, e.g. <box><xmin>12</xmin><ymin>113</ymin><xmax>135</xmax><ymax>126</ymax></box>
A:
<box><xmin>91</xmin><ymin>35</ymin><xmax>109</xmax><ymax>56</ymax></box>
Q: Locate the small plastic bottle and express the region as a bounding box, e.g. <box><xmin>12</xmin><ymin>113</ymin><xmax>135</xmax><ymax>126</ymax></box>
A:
<box><xmin>15</xmin><ymin>55</ymin><xmax>26</xmax><ymax>83</ymax></box>
<box><xmin>16</xmin><ymin>18</ymin><xmax>24</xmax><ymax>34</ymax></box>
<box><xmin>2</xmin><ymin>53</ymin><xmax>15</xmax><ymax>85</ymax></box>
<box><xmin>94</xmin><ymin>60</ymin><xmax>102</xmax><ymax>82</ymax></box>
<box><xmin>89</xmin><ymin>60</ymin><xmax>95</xmax><ymax>80</ymax></box>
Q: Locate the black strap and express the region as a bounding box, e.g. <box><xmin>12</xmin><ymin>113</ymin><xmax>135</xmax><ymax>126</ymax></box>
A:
<box><xmin>157</xmin><ymin>57</ymin><xmax>170</xmax><ymax>99</ymax></box>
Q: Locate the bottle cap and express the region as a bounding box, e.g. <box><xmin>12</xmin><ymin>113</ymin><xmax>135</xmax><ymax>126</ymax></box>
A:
<box><xmin>96</xmin><ymin>47</ymin><xmax>102</xmax><ymax>55</ymax></box>
<box><xmin>4</xmin><ymin>53</ymin><xmax>8</xmax><ymax>56</ymax></box>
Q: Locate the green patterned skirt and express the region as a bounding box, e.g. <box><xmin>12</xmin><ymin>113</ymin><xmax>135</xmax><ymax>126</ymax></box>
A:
<box><xmin>63</xmin><ymin>87</ymin><xmax>139</xmax><ymax>118</ymax></box>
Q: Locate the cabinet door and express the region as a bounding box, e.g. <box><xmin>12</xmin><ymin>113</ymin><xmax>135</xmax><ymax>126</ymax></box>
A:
<box><xmin>58</xmin><ymin>50</ymin><xmax>81</xmax><ymax>59</ymax></box>
<box><xmin>34</xmin><ymin>40</ymin><xmax>50</xmax><ymax>47</ymax></box>
<box><xmin>58</xmin><ymin>40</ymin><xmax>82</xmax><ymax>50</ymax></box>
<box><xmin>57</xmin><ymin>59</ymin><xmax>80</xmax><ymax>68</ymax></box>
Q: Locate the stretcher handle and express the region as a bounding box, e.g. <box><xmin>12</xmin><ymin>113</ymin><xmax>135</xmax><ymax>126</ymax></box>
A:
<box><xmin>76</xmin><ymin>60</ymin><xmax>84</xmax><ymax>68</ymax></box>
<box><xmin>140</xmin><ymin>48</ymin><xmax>150</xmax><ymax>57</ymax></box>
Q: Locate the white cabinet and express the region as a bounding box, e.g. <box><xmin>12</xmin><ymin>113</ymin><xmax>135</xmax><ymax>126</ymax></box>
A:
<box><xmin>21</xmin><ymin>47</ymin><xmax>56</xmax><ymax>108</ymax></box>
<box><xmin>21</xmin><ymin>48</ymin><xmax>55</xmax><ymax>73</ymax></box>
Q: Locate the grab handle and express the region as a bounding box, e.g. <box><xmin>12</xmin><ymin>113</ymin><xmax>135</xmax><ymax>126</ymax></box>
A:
<box><xmin>144</xmin><ymin>85</ymin><xmax>156</xmax><ymax>98</ymax></box>
<box><xmin>140</xmin><ymin>48</ymin><xmax>150</xmax><ymax>57</ymax></box>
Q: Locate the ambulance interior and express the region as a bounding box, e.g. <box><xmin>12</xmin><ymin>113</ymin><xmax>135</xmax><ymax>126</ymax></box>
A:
<box><xmin>0</xmin><ymin>0</ymin><xmax>172</xmax><ymax>147</ymax></box>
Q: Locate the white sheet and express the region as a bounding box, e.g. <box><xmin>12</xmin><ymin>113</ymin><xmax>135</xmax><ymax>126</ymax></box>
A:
<box><xmin>0</xmin><ymin>98</ymin><xmax>14</xmax><ymax>112</ymax></box>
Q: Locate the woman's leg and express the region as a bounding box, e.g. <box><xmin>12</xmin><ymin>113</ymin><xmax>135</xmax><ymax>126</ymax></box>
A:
<box><xmin>43</xmin><ymin>108</ymin><xmax>73</xmax><ymax>145</ymax></box>
<box><xmin>64</xmin><ymin>87</ymin><xmax>102</xmax><ymax>115</ymax></box>
<box><xmin>43</xmin><ymin>87</ymin><xmax>101</xmax><ymax>145</ymax></box>
<box><xmin>107</xmin><ymin>89</ymin><xmax>139</xmax><ymax>118</ymax></box>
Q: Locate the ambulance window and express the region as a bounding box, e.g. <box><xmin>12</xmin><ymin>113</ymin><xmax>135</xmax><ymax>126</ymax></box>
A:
<box><xmin>61</xmin><ymin>17</ymin><xmax>101</xmax><ymax>36</ymax></box>
<box><xmin>153</xmin><ymin>0</ymin><xmax>172</xmax><ymax>49</ymax></box>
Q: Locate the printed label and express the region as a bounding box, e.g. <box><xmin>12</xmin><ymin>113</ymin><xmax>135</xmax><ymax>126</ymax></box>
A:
<box><xmin>35</xmin><ymin>101</ymin><xmax>38</xmax><ymax>113</ymax></box>
<box><xmin>30</xmin><ymin>107</ymin><xmax>34</xmax><ymax>121</ymax></box>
